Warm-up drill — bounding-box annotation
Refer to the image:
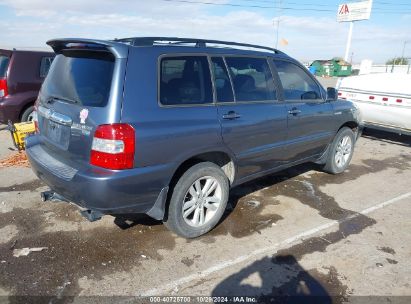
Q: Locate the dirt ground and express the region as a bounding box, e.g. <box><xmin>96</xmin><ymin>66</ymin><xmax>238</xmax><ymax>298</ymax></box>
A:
<box><xmin>0</xmin><ymin>126</ymin><xmax>410</xmax><ymax>303</ymax></box>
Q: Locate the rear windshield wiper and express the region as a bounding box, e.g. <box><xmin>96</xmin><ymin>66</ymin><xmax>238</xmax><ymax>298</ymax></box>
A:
<box><xmin>46</xmin><ymin>95</ymin><xmax>79</xmax><ymax>105</ymax></box>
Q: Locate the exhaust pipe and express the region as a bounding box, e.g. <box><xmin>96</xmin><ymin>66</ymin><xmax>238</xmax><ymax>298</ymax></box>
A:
<box><xmin>40</xmin><ymin>191</ymin><xmax>68</xmax><ymax>202</ymax></box>
<box><xmin>41</xmin><ymin>191</ymin><xmax>54</xmax><ymax>202</ymax></box>
<box><xmin>80</xmin><ymin>209</ymin><xmax>103</xmax><ymax>222</ymax></box>
<box><xmin>41</xmin><ymin>190</ymin><xmax>103</xmax><ymax>222</ymax></box>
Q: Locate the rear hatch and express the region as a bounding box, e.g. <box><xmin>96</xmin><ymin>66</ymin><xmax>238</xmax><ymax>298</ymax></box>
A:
<box><xmin>36</xmin><ymin>39</ymin><xmax>129</xmax><ymax>167</ymax></box>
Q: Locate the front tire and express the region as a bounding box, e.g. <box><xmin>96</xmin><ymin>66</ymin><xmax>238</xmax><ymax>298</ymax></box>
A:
<box><xmin>323</xmin><ymin>127</ymin><xmax>355</xmax><ymax>174</ymax></box>
<box><xmin>164</xmin><ymin>162</ymin><xmax>229</xmax><ymax>238</ymax></box>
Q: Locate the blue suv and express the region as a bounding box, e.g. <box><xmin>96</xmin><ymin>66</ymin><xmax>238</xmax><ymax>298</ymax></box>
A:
<box><xmin>26</xmin><ymin>37</ymin><xmax>360</xmax><ymax>238</ymax></box>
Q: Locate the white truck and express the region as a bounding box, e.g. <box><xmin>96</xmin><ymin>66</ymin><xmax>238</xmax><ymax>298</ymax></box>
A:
<box><xmin>337</xmin><ymin>73</ymin><xmax>411</xmax><ymax>136</ymax></box>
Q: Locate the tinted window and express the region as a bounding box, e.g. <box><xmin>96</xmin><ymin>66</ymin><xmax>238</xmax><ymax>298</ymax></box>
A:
<box><xmin>211</xmin><ymin>57</ymin><xmax>234</xmax><ymax>102</ymax></box>
<box><xmin>274</xmin><ymin>60</ymin><xmax>321</xmax><ymax>100</ymax></box>
<box><xmin>0</xmin><ymin>56</ymin><xmax>9</xmax><ymax>78</ymax></box>
<box><xmin>40</xmin><ymin>57</ymin><xmax>54</xmax><ymax>78</ymax></box>
<box><xmin>41</xmin><ymin>52</ymin><xmax>114</xmax><ymax>107</ymax></box>
<box><xmin>225</xmin><ymin>57</ymin><xmax>276</xmax><ymax>102</ymax></box>
<box><xmin>160</xmin><ymin>56</ymin><xmax>213</xmax><ymax>105</ymax></box>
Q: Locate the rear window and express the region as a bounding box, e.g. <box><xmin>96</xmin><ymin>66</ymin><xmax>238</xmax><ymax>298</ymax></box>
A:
<box><xmin>159</xmin><ymin>56</ymin><xmax>213</xmax><ymax>105</ymax></box>
<box><xmin>0</xmin><ymin>56</ymin><xmax>10</xmax><ymax>78</ymax></box>
<box><xmin>39</xmin><ymin>56</ymin><xmax>54</xmax><ymax>78</ymax></box>
<box><xmin>225</xmin><ymin>57</ymin><xmax>277</xmax><ymax>102</ymax></box>
<box><xmin>41</xmin><ymin>52</ymin><xmax>114</xmax><ymax>107</ymax></box>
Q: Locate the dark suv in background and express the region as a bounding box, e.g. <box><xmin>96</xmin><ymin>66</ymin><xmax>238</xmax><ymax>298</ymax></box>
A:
<box><xmin>26</xmin><ymin>37</ymin><xmax>360</xmax><ymax>238</ymax></box>
<box><xmin>0</xmin><ymin>49</ymin><xmax>54</xmax><ymax>123</ymax></box>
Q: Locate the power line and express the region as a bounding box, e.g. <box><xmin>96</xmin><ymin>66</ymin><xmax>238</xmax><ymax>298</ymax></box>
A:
<box><xmin>237</xmin><ymin>0</ymin><xmax>335</xmax><ymax>6</ymax></box>
<box><xmin>158</xmin><ymin>0</ymin><xmax>335</xmax><ymax>11</ymax></box>
<box><xmin>238</xmin><ymin>0</ymin><xmax>411</xmax><ymax>8</ymax></box>
<box><xmin>157</xmin><ymin>0</ymin><xmax>411</xmax><ymax>14</ymax></box>
<box><xmin>374</xmin><ymin>1</ymin><xmax>411</xmax><ymax>6</ymax></box>
<box><xmin>237</xmin><ymin>0</ymin><xmax>411</xmax><ymax>11</ymax></box>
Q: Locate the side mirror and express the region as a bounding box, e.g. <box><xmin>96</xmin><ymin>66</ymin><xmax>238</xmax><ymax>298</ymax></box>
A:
<box><xmin>326</xmin><ymin>87</ymin><xmax>338</xmax><ymax>102</ymax></box>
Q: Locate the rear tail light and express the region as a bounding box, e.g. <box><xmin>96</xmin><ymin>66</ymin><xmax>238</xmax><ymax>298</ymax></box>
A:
<box><xmin>369</xmin><ymin>96</ymin><xmax>374</xmax><ymax>100</ymax></box>
<box><xmin>0</xmin><ymin>78</ymin><xmax>8</xmax><ymax>97</ymax></box>
<box><xmin>90</xmin><ymin>124</ymin><xmax>135</xmax><ymax>170</ymax></box>
<box><xmin>396</xmin><ymin>99</ymin><xmax>403</xmax><ymax>103</ymax></box>
<box><xmin>382</xmin><ymin>97</ymin><xmax>388</xmax><ymax>101</ymax></box>
<box><xmin>338</xmin><ymin>92</ymin><xmax>342</xmax><ymax>96</ymax></box>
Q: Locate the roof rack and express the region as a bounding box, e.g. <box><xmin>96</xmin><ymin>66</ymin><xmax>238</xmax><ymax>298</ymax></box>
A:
<box><xmin>113</xmin><ymin>37</ymin><xmax>283</xmax><ymax>54</ymax></box>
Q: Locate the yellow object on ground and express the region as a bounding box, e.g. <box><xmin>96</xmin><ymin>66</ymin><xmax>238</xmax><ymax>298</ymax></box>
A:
<box><xmin>8</xmin><ymin>121</ymin><xmax>36</xmax><ymax>151</ymax></box>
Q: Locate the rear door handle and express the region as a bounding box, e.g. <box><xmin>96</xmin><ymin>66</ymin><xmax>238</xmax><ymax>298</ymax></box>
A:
<box><xmin>288</xmin><ymin>108</ymin><xmax>302</xmax><ymax>116</ymax></box>
<box><xmin>222</xmin><ymin>111</ymin><xmax>241</xmax><ymax>120</ymax></box>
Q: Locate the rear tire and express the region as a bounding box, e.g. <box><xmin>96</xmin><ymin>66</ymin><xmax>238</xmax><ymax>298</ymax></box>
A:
<box><xmin>323</xmin><ymin>127</ymin><xmax>355</xmax><ymax>174</ymax></box>
<box><xmin>21</xmin><ymin>106</ymin><xmax>34</xmax><ymax>122</ymax></box>
<box><xmin>164</xmin><ymin>162</ymin><xmax>229</xmax><ymax>238</ymax></box>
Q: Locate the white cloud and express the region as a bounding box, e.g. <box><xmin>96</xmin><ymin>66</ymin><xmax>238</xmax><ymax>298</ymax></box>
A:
<box><xmin>0</xmin><ymin>0</ymin><xmax>219</xmax><ymax>16</ymax></box>
<box><xmin>0</xmin><ymin>0</ymin><xmax>409</xmax><ymax>63</ymax></box>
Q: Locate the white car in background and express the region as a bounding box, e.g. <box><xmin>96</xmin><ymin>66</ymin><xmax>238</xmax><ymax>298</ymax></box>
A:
<box><xmin>337</xmin><ymin>73</ymin><xmax>411</xmax><ymax>136</ymax></box>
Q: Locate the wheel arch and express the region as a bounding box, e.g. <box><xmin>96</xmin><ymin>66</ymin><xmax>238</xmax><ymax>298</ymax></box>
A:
<box><xmin>317</xmin><ymin>121</ymin><xmax>359</xmax><ymax>165</ymax></box>
<box><xmin>338</xmin><ymin>121</ymin><xmax>359</xmax><ymax>133</ymax></box>
<box><xmin>169</xmin><ymin>151</ymin><xmax>236</xmax><ymax>190</ymax></box>
<box><xmin>152</xmin><ymin>151</ymin><xmax>235</xmax><ymax>222</ymax></box>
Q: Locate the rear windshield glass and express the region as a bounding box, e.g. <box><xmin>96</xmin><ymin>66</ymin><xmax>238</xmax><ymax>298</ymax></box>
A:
<box><xmin>41</xmin><ymin>52</ymin><xmax>114</xmax><ymax>107</ymax></box>
<box><xmin>0</xmin><ymin>56</ymin><xmax>10</xmax><ymax>78</ymax></box>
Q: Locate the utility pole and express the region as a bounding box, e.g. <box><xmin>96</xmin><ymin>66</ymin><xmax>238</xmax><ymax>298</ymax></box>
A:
<box><xmin>274</xmin><ymin>0</ymin><xmax>282</xmax><ymax>49</ymax></box>
<box><xmin>401</xmin><ymin>41</ymin><xmax>409</xmax><ymax>64</ymax></box>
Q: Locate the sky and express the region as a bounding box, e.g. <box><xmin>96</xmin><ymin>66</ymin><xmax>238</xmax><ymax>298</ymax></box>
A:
<box><xmin>0</xmin><ymin>0</ymin><xmax>410</xmax><ymax>64</ymax></box>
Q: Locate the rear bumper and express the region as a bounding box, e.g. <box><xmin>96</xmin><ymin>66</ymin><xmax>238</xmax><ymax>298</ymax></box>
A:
<box><xmin>25</xmin><ymin>136</ymin><xmax>174</xmax><ymax>218</ymax></box>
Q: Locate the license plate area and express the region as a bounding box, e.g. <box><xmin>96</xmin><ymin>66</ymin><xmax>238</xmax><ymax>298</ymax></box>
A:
<box><xmin>45</xmin><ymin>119</ymin><xmax>70</xmax><ymax>150</ymax></box>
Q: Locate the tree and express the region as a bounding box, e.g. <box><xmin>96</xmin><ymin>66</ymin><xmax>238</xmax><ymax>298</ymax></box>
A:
<box><xmin>386</xmin><ymin>57</ymin><xmax>409</xmax><ymax>65</ymax></box>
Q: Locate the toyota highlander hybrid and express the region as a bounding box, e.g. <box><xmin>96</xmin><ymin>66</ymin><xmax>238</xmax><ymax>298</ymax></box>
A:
<box><xmin>26</xmin><ymin>37</ymin><xmax>360</xmax><ymax>238</ymax></box>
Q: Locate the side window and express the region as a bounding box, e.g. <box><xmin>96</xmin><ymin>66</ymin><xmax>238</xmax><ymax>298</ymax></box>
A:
<box><xmin>273</xmin><ymin>60</ymin><xmax>321</xmax><ymax>101</ymax></box>
<box><xmin>160</xmin><ymin>56</ymin><xmax>213</xmax><ymax>105</ymax></box>
<box><xmin>225</xmin><ymin>57</ymin><xmax>276</xmax><ymax>102</ymax></box>
<box><xmin>211</xmin><ymin>57</ymin><xmax>234</xmax><ymax>102</ymax></box>
<box><xmin>0</xmin><ymin>56</ymin><xmax>10</xmax><ymax>77</ymax></box>
<box><xmin>40</xmin><ymin>57</ymin><xmax>54</xmax><ymax>78</ymax></box>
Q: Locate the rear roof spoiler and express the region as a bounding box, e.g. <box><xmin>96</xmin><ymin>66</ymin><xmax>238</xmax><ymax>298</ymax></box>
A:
<box><xmin>47</xmin><ymin>38</ymin><xmax>129</xmax><ymax>59</ymax></box>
